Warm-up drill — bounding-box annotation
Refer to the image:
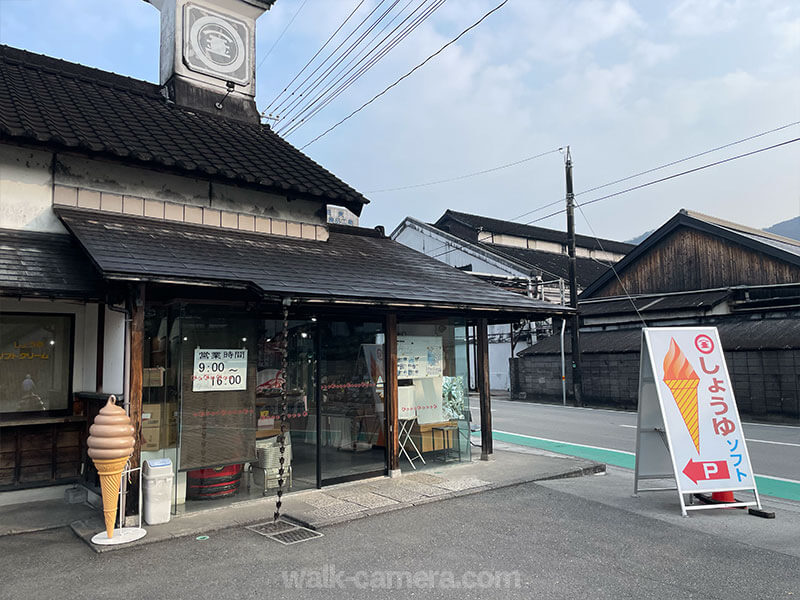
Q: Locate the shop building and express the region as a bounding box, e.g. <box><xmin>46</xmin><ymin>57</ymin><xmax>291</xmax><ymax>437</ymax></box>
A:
<box><xmin>0</xmin><ymin>0</ymin><xmax>567</xmax><ymax>513</ymax></box>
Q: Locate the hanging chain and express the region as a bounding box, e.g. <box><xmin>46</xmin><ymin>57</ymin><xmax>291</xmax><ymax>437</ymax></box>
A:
<box><xmin>274</xmin><ymin>302</ymin><xmax>289</xmax><ymax>521</ymax></box>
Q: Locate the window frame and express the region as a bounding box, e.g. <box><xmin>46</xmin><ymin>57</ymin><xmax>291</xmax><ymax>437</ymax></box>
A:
<box><xmin>0</xmin><ymin>311</ymin><xmax>76</xmax><ymax>419</ymax></box>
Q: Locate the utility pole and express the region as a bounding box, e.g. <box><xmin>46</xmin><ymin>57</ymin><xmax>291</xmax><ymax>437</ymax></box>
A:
<box><xmin>565</xmin><ymin>147</ymin><xmax>583</xmax><ymax>406</ymax></box>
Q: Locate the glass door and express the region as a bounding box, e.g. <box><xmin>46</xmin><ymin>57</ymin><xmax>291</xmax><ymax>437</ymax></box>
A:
<box><xmin>318</xmin><ymin>319</ymin><xmax>387</xmax><ymax>485</ymax></box>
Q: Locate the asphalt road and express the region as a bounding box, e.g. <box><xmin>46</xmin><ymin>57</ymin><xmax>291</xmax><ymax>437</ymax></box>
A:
<box><xmin>2</xmin><ymin>482</ymin><xmax>798</xmax><ymax>599</ymax></box>
<box><xmin>470</xmin><ymin>398</ymin><xmax>800</xmax><ymax>482</ymax></box>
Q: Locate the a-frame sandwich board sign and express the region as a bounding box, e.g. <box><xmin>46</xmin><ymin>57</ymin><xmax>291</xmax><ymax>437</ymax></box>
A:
<box><xmin>634</xmin><ymin>327</ymin><xmax>763</xmax><ymax>516</ymax></box>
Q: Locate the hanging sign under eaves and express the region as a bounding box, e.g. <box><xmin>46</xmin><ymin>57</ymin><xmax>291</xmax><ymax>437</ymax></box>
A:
<box><xmin>633</xmin><ymin>327</ymin><xmax>765</xmax><ymax>516</ymax></box>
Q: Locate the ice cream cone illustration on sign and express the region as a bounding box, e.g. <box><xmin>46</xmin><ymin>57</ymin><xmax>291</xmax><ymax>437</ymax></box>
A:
<box><xmin>87</xmin><ymin>396</ymin><xmax>135</xmax><ymax>539</ymax></box>
<box><xmin>662</xmin><ymin>338</ymin><xmax>701</xmax><ymax>454</ymax></box>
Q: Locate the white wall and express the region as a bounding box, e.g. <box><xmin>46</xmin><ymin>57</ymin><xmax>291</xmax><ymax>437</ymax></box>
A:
<box><xmin>0</xmin><ymin>142</ymin><xmax>328</xmax><ymax>236</ymax></box>
<box><xmin>393</xmin><ymin>223</ymin><xmax>523</xmax><ymax>277</ymax></box>
<box><xmin>0</xmin><ymin>144</ymin><xmax>63</xmax><ymax>232</ymax></box>
<box><xmin>102</xmin><ymin>306</ymin><xmax>127</xmax><ymax>395</ymax></box>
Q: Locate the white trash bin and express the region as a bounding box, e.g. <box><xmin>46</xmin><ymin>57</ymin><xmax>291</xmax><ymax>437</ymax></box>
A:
<box><xmin>143</xmin><ymin>458</ymin><xmax>173</xmax><ymax>525</ymax></box>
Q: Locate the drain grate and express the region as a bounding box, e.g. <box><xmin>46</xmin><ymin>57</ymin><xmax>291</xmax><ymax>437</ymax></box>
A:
<box><xmin>271</xmin><ymin>527</ymin><xmax>323</xmax><ymax>545</ymax></box>
<box><xmin>247</xmin><ymin>520</ymin><xmax>297</xmax><ymax>537</ymax></box>
<box><xmin>246</xmin><ymin>519</ymin><xmax>323</xmax><ymax>545</ymax></box>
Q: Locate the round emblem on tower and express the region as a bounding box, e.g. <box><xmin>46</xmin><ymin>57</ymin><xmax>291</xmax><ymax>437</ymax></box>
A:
<box><xmin>183</xmin><ymin>4</ymin><xmax>251</xmax><ymax>86</ymax></box>
<box><xmin>189</xmin><ymin>15</ymin><xmax>245</xmax><ymax>73</ymax></box>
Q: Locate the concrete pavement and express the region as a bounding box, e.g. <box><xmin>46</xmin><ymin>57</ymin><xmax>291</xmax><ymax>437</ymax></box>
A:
<box><xmin>2</xmin><ymin>479</ymin><xmax>797</xmax><ymax>599</ymax></box>
<box><xmin>56</xmin><ymin>447</ymin><xmax>600</xmax><ymax>552</ymax></box>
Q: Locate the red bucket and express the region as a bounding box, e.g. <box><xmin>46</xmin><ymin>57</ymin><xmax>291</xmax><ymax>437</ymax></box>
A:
<box><xmin>186</xmin><ymin>464</ymin><xmax>242</xmax><ymax>500</ymax></box>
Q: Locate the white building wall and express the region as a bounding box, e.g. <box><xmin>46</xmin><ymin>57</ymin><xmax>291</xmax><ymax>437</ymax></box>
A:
<box><xmin>0</xmin><ymin>142</ymin><xmax>328</xmax><ymax>237</ymax></box>
<box><xmin>102</xmin><ymin>306</ymin><xmax>127</xmax><ymax>395</ymax></box>
<box><xmin>393</xmin><ymin>223</ymin><xmax>523</xmax><ymax>277</ymax></box>
<box><xmin>0</xmin><ymin>144</ymin><xmax>63</xmax><ymax>233</ymax></box>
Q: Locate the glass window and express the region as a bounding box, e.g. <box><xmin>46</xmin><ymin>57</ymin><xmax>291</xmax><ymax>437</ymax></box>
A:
<box><xmin>178</xmin><ymin>308</ymin><xmax>257</xmax><ymax>472</ymax></box>
<box><xmin>255</xmin><ymin>318</ymin><xmax>316</xmax><ymax>492</ymax></box>
<box><xmin>397</xmin><ymin>317</ymin><xmax>471</xmax><ymax>467</ymax></box>
<box><xmin>319</xmin><ymin>320</ymin><xmax>386</xmax><ymax>484</ymax></box>
<box><xmin>0</xmin><ymin>313</ymin><xmax>73</xmax><ymax>415</ymax></box>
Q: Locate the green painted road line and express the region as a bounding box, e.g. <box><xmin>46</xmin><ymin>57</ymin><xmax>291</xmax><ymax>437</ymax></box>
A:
<box><xmin>474</xmin><ymin>430</ymin><xmax>800</xmax><ymax>502</ymax></box>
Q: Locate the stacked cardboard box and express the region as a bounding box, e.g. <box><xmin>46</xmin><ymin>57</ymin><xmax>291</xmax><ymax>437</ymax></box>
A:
<box><xmin>141</xmin><ymin>403</ymin><xmax>162</xmax><ymax>451</ymax></box>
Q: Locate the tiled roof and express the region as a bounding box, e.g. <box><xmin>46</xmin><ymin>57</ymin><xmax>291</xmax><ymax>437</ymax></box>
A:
<box><xmin>521</xmin><ymin>318</ymin><xmax>800</xmax><ymax>354</ymax></box>
<box><xmin>436</xmin><ymin>210</ymin><xmax>635</xmax><ymax>255</ymax></box>
<box><xmin>0</xmin><ymin>228</ymin><xmax>103</xmax><ymax>299</ymax></box>
<box><xmin>578</xmin><ymin>290</ymin><xmax>731</xmax><ymax>316</ymax></box>
<box><xmin>476</xmin><ymin>242</ymin><xmax>612</xmax><ymax>288</ymax></box>
<box><xmin>0</xmin><ymin>45</ymin><xmax>368</xmax><ymax>214</ymax></box>
<box><xmin>54</xmin><ymin>207</ymin><xmax>568</xmax><ymax>317</ymax></box>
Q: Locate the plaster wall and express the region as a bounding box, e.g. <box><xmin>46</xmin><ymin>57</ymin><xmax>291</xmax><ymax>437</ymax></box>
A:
<box><xmin>0</xmin><ymin>145</ymin><xmax>63</xmax><ymax>233</ymax></box>
<box><xmin>55</xmin><ymin>153</ymin><xmax>324</xmax><ymax>224</ymax></box>
<box><xmin>102</xmin><ymin>307</ymin><xmax>127</xmax><ymax>396</ymax></box>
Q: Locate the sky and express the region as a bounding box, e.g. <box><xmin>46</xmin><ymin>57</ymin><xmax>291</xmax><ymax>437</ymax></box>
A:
<box><xmin>1</xmin><ymin>0</ymin><xmax>798</xmax><ymax>242</ymax></box>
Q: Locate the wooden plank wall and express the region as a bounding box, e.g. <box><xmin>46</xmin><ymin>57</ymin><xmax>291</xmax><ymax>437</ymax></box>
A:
<box><xmin>594</xmin><ymin>228</ymin><xmax>800</xmax><ymax>297</ymax></box>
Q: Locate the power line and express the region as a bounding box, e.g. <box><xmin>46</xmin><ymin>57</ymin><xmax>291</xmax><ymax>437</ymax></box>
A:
<box><xmin>366</xmin><ymin>148</ymin><xmax>562</xmax><ymax>193</ymax></box>
<box><xmin>264</xmin><ymin>0</ymin><xmax>366</xmax><ymax>113</ymax></box>
<box><xmin>278</xmin><ymin>0</ymin><xmax>435</xmax><ymax>135</ymax></box>
<box><xmin>577</xmin><ymin>119</ymin><xmax>800</xmax><ymax>197</ymax></box>
<box><xmin>269</xmin><ymin>0</ymin><xmax>393</xmax><ymax>117</ymax></box>
<box><xmin>274</xmin><ymin>0</ymin><xmax>402</xmax><ymax>121</ymax></box>
<box><xmin>576</xmin><ymin>204</ymin><xmax>647</xmax><ymax>326</ymax></box>
<box><xmin>577</xmin><ymin>136</ymin><xmax>800</xmax><ymax>210</ymax></box>
<box><xmin>511</xmin><ymin>120</ymin><xmax>800</xmax><ymax>222</ymax></box>
<box><xmin>429</xmin><ymin>135</ymin><xmax>800</xmax><ymax>260</ymax></box>
<box><xmin>280</xmin><ymin>0</ymin><xmax>445</xmax><ymax>137</ymax></box>
<box><xmin>299</xmin><ymin>0</ymin><xmax>510</xmax><ymax>149</ymax></box>
<box><xmin>256</xmin><ymin>0</ymin><xmax>309</xmax><ymax>73</ymax></box>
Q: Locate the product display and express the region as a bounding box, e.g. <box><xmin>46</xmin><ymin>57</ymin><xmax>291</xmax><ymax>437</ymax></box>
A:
<box><xmin>86</xmin><ymin>395</ymin><xmax>135</xmax><ymax>538</ymax></box>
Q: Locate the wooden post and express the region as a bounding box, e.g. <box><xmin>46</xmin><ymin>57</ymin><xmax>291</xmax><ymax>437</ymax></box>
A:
<box><xmin>476</xmin><ymin>317</ymin><xmax>493</xmax><ymax>460</ymax></box>
<box><xmin>385</xmin><ymin>313</ymin><xmax>400</xmax><ymax>473</ymax></box>
<box><xmin>128</xmin><ymin>284</ymin><xmax>145</xmax><ymax>470</ymax></box>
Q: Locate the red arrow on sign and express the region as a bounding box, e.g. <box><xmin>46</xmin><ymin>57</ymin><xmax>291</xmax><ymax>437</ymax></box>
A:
<box><xmin>682</xmin><ymin>459</ymin><xmax>730</xmax><ymax>484</ymax></box>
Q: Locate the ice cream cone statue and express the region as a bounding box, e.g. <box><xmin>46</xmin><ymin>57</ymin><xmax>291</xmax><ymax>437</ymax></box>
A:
<box><xmin>87</xmin><ymin>396</ymin><xmax>135</xmax><ymax>539</ymax></box>
<box><xmin>662</xmin><ymin>338</ymin><xmax>701</xmax><ymax>454</ymax></box>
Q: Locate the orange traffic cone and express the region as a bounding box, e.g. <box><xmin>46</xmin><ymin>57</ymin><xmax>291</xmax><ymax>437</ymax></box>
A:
<box><xmin>711</xmin><ymin>491</ymin><xmax>736</xmax><ymax>503</ymax></box>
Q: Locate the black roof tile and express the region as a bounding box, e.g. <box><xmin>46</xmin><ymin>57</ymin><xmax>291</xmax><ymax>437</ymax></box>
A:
<box><xmin>0</xmin><ymin>228</ymin><xmax>103</xmax><ymax>299</ymax></box>
<box><xmin>522</xmin><ymin>318</ymin><xmax>800</xmax><ymax>354</ymax></box>
<box><xmin>55</xmin><ymin>208</ymin><xmax>567</xmax><ymax>318</ymax></box>
<box><xmin>0</xmin><ymin>45</ymin><xmax>368</xmax><ymax>214</ymax></box>
<box><xmin>476</xmin><ymin>242</ymin><xmax>612</xmax><ymax>288</ymax></box>
<box><xmin>436</xmin><ymin>210</ymin><xmax>635</xmax><ymax>255</ymax></box>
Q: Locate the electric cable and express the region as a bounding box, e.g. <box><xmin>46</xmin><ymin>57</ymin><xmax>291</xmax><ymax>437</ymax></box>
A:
<box><xmin>264</xmin><ymin>0</ymin><xmax>366</xmax><ymax>114</ymax></box>
<box><xmin>272</xmin><ymin>0</ymin><xmax>400</xmax><ymax>120</ymax></box>
<box><xmin>278</xmin><ymin>0</ymin><xmax>430</xmax><ymax>134</ymax></box>
<box><xmin>256</xmin><ymin>0</ymin><xmax>309</xmax><ymax>73</ymax></box>
<box><xmin>269</xmin><ymin>0</ymin><xmax>392</xmax><ymax>117</ymax></box>
<box><xmin>366</xmin><ymin>148</ymin><xmax>562</xmax><ymax>193</ymax></box>
<box><xmin>280</xmin><ymin>0</ymin><xmax>445</xmax><ymax>136</ymax></box>
<box><xmin>299</xmin><ymin>0</ymin><xmax>510</xmax><ymax>149</ymax></box>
